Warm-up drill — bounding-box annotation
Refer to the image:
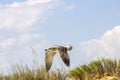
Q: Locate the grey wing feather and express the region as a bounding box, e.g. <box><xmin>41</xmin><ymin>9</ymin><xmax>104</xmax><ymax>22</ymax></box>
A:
<box><xmin>45</xmin><ymin>50</ymin><xmax>56</xmax><ymax>71</ymax></box>
<box><xmin>59</xmin><ymin>51</ymin><xmax>70</xmax><ymax>66</ymax></box>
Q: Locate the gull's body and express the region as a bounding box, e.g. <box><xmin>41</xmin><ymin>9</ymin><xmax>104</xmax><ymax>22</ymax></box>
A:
<box><xmin>45</xmin><ymin>45</ymin><xmax>72</xmax><ymax>71</ymax></box>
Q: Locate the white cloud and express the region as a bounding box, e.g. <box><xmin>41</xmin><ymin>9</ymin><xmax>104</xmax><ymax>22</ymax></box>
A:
<box><xmin>0</xmin><ymin>33</ymin><xmax>45</xmax><ymax>49</ymax></box>
<box><xmin>0</xmin><ymin>0</ymin><xmax>58</xmax><ymax>72</ymax></box>
<box><xmin>0</xmin><ymin>0</ymin><xmax>58</xmax><ymax>32</ymax></box>
<box><xmin>79</xmin><ymin>25</ymin><xmax>120</xmax><ymax>61</ymax></box>
<box><xmin>0</xmin><ymin>0</ymin><xmax>67</xmax><ymax>73</ymax></box>
<box><xmin>9</xmin><ymin>0</ymin><xmax>52</xmax><ymax>7</ymax></box>
<box><xmin>0</xmin><ymin>38</ymin><xmax>16</xmax><ymax>49</ymax></box>
<box><xmin>17</xmin><ymin>33</ymin><xmax>45</xmax><ymax>45</ymax></box>
<box><xmin>0</xmin><ymin>33</ymin><xmax>48</xmax><ymax>72</ymax></box>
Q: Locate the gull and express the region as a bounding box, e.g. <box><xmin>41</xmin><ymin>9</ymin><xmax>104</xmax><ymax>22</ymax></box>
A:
<box><xmin>45</xmin><ymin>45</ymin><xmax>72</xmax><ymax>71</ymax></box>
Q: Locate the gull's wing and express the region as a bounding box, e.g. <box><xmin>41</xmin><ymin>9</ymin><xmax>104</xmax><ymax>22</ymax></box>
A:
<box><xmin>59</xmin><ymin>49</ymin><xmax>70</xmax><ymax>66</ymax></box>
<box><xmin>45</xmin><ymin>49</ymin><xmax>56</xmax><ymax>71</ymax></box>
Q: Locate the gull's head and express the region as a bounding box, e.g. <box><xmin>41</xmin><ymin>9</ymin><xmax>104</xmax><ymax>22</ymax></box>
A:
<box><xmin>45</xmin><ymin>45</ymin><xmax>59</xmax><ymax>52</ymax></box>
<box><xmin>65</xmin><ymin>45</ymin><xmax>72</xmax><ymax>51</ymax></box>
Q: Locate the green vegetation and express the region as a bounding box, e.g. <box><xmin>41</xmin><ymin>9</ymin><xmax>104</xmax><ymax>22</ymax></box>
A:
<box><xmin>1</xmin><ymin>58</ymin><xmax>120</xmax><ymax>80</ymax></box>
<box><xmin>67</xmin><ymin>58</ymin><xmax>120</xmax><ymax>80</ymax></box>
<box><xmin>0</xmin><ymin>65</ymin><xmax>66</xmax><ymax>80</ymax></box>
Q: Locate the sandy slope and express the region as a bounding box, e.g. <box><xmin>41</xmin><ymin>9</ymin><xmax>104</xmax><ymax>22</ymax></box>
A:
<box><xmin>98</xmin><ymin>76</ymin><xmax>120</xmax><ymax>80</ymax></box>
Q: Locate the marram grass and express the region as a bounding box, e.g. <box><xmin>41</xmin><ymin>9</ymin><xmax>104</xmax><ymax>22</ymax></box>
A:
<box><xmin>67</xmin><ymin>58</ymin><xmax>120</xmax><ymax>80</ymax></box>
<box><xmin>0</xmin><ymin>65</ymin><xmax>67</xmax><ymax>80</ymax></box>
<box><xmin>1</xmin><ymin>58</ymin><xmax>120</xmax><ymax>80</ymax></box>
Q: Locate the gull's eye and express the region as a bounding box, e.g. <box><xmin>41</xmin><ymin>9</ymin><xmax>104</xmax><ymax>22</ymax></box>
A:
<box><xmin>49</xmin><ymin>48</ymin><xmax>52</xmax><ymax>49</ymax></box>
<box><xmin>51</xmin><ymin>47</ymin><xmax>57</xmax><ymax>50</ymax></box>
<box><xmin>49</xmin><ymin>47</ymin><xmax>57</xmax><ymax>50</ymax></box>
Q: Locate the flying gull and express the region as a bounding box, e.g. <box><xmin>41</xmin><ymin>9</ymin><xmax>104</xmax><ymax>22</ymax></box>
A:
<box><xmin>45</xmin><ymin>45</ymin><xmax>72</xmax><ymax>71</ymax></box>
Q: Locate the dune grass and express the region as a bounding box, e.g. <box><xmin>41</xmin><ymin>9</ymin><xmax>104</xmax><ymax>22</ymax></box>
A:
<box><xmin>0</xmin><ymin>64</ymin><xmax>67</xmax><ymax>80</ymax></box>
<box><xmin>0</xmin><ymin>58</ymin><xmax>120</xmax><ymax>80</ymax></box>
<box><xmin>67</xmin><ymin>58</ymin><xmax>120</xmax><ymax>80</ymax></box>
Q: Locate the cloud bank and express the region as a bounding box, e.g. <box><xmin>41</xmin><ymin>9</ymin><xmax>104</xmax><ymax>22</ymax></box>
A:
<box><xmin>80</xmin><ymin>25</ymin><xmax>120</xmax><ymax>61</ymax></box>
<box><xmin>0</xmin><ymin>0</ymin><xmax>58</xmax><ymax>71</ymax></box>
<box><xmin>0</xmin><ymin>0</ymin><xmax>57</xmax><ymax>32</ymax></box>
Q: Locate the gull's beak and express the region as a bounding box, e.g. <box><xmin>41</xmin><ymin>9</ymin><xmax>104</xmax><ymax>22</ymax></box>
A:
<box><xmin>45</xmin><ymin>49</ymin><xmax>47</xmax><ymax>51</ymax></box>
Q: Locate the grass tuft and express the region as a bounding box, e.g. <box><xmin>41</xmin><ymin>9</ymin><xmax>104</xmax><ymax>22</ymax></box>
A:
<box><xmin>67</xmin><ymin>58</ymin><xmax>120</xmax><ymax>80</ymax></box>
<box><xmin>1</xmin><ymin>58</ymin><xmax>120</xmax><ymax>80</ymax></box>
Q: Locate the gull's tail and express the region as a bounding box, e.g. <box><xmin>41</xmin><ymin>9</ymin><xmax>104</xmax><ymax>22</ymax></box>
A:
<box><xmin>65</xmin><ymin>45</ymin><xmax>72</xmax><ymax>51</ymax></box>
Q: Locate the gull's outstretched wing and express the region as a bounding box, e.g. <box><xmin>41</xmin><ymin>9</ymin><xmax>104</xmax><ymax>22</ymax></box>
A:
<box><xmin>59</xmin><ymin>48</ymin><xmax>70</xmax><ymax>66</ymax></box>
<box><xmin>45</xmin><ymin>49</ymin><xmax>56</xmax><ymax>71</ymax></box>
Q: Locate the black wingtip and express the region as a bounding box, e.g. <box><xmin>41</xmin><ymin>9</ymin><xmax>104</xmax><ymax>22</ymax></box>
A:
<box><xmin>66</xmin><ymin>62</ymin><xmax>70</xmax><ymax>66</ymax></box>
<box><xmin>46</xmin><ymin>67</ymin><xmax>50</xmax><ymax>72</ymax></box>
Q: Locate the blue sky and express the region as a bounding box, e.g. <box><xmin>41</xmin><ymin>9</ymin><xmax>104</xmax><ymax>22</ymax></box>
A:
<box><xmin>0</xmin><ymin>0</ymin><xmax>120</xmax><ymax>72</ymax></box>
